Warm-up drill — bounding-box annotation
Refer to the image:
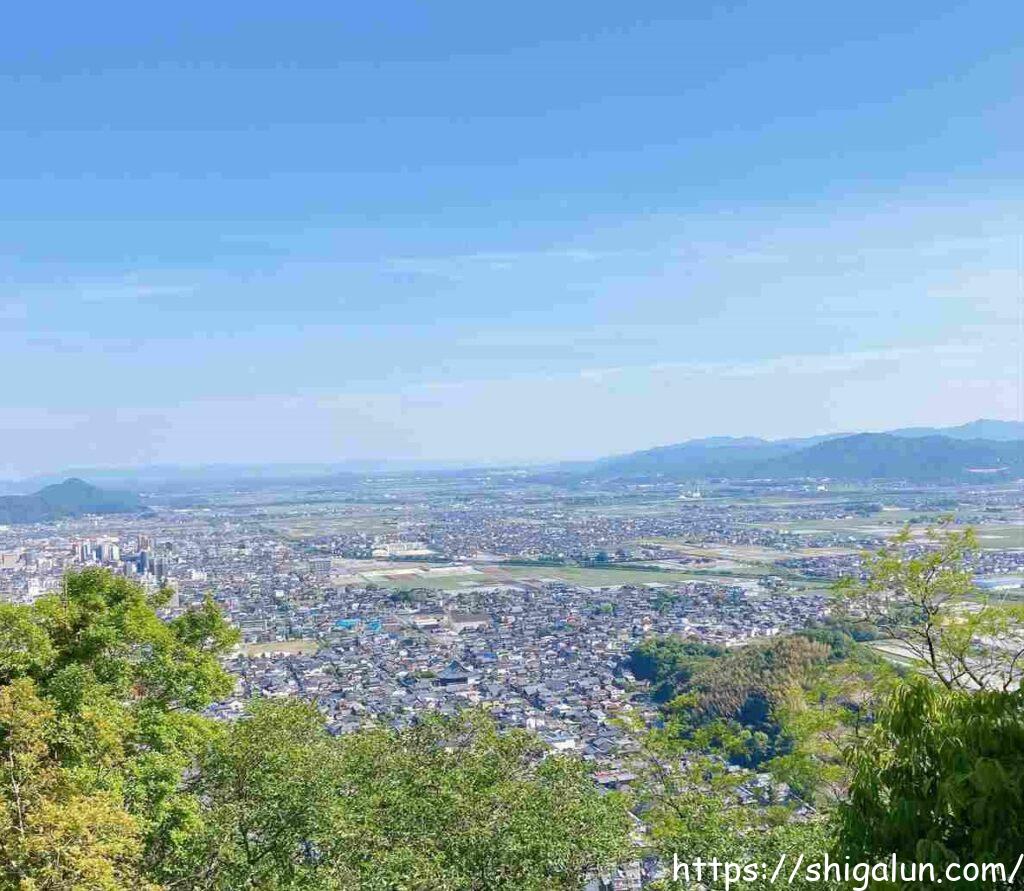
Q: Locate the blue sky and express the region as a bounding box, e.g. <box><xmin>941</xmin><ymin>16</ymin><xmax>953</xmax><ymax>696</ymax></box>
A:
<box><xmin>1</xmin><ymin>1</ymin><xmax>1021</xmax><ymax>474</ymax></box>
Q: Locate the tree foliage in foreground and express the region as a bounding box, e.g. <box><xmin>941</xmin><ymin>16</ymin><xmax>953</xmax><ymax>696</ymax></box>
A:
<box><xmin>839</xmin><ymin>678</ymin><xmax>1024</xmax><ymax>883</ymax></box>
<box><xmin>834</xmin><ymin>525</ymin><xmax>1024</xmax><ymax>885</ymax></box>
<box><xmin>636</xmin><ymin>722</ymin><xmax>834</xmax><ymax>891</ymax></box>
<box><xmin>637</xmin><ymin>522</ymin><xmax>1024</xmax><ymax>889</ymax></box>
<box><xmin>0</xmin><ymin>569</ymin><xmax>238</xmax><ymax>889</ymax></box>
<box><xmin>0</xmin><ymin>570</ymin><xmax>631</xmax><ymax>890</ymax></box>
<box><xmin>184</xmin><ymin>700</ymin><xmax>631</xmax><ymax>890</ymax></box>
<box><xmin>836</xmin><ymin>522</ymin><xmax>1024</xmax><ymax>692</ymax></box>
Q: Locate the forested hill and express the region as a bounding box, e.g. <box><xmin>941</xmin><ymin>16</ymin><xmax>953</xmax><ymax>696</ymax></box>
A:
<box><xmin>0</xmin><ymin>478</ymin><xmax>144</xmax><ymax>524</ymax></box>
<box><xmin>758</xmin><ymin>433</ymin><xmax>1022</xmax><ymax>482</ymax></box>
<box><xmin>590</xmin><ymin>429</ymin><xmax>1024</xmax><ymax>482</ymax></box>
<box><xmin>887</xmin><ymin>418</ymin><xmax>1024</xmax><ymax>440</ymax></box>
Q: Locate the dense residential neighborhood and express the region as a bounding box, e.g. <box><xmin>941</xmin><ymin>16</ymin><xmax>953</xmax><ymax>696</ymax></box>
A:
<box><xmin>1</xmin><ymin>473</ymin><xmax>1019</xmax><ymax>780</ymax></box>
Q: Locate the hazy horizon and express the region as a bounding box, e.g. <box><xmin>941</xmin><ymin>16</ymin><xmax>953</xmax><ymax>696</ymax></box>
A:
<box><xmin>2</xmin><ymin>3</ymin><xmax>1021</xmax><ymax>477</ymax></box>
<box><xmin>3</xmin><ymin>416</ymin><xmax>1020</xmax><ymax>485</ymax></box>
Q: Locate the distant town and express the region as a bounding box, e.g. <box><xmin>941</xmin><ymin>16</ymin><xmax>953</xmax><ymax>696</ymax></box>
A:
<box><xmin>1</xmin><ymin>457</ymin><xmax>1021</xmax><ymax>789</ymax></box>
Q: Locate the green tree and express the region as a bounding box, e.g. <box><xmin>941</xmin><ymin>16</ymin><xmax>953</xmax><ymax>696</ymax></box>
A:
<box><xmin>764</xmin><ymin>647</ymin><xmax>885</xmax><ymax>805</ymax></box>
<box><xmin>835</xmin><ymin>523</ymin><xmax>1024</xmax><ymax>691</ymax></box>
<box><xmin>1</xmin><ymin>572</ymin><xmax>635</xmax><ymax>889</ymax></box>
<box><xmin>838</xmin><ymin>678</ymin><xmax>1024</xmax><ymax>884</ymax></box>
<box><xmin>637</xmin><ymin>724</ymin><xmax>835</xmax><ymax>891</ymax></box>
<box><xmin>0</xmin><ymin>569</ymin><xmax>239</xmax><ymax>888</ymax></box>
<box><xmin>181</xmin><ymin>702</ymin><xmax>633</xmax><ymax>890</ymax></box>
<box><xmin>175</xmin><ymin>698</ymin><xmax>346</xmax><ymax>890</ymax></box>
<box><xmin>0</xmin><ymin>675</ymin><xmax>149</xmax><ymax>890</ymax></box>
<box><xmin>627</xmin><ymin>637</ymin><xmax>723</xmax><ymax>703</ymax></box>
<box><xmin>335</xmin><ymin>710</ymin><xmax>632</xmax><ymax>889</ymax></box>
<box><xmin>833</xmin><ymin>526</ymin><xmax>1024</xmax><ymax>884</ymax></box>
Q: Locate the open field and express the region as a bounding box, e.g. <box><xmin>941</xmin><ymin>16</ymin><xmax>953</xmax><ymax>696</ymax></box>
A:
<box><xmin>750</xmin><ymin>515</ymin><xmax>925</xmax><ymax>535</ymax></box>
<box><xmin>635</xmin><ymin>539</ymin><xmax>782</xmax><ymax>561</ymax></box>
<box><xmin>241</xmin><ymin>639</ymin><xmax>319</xmax><ymax>656</ymax></box>
<box><xmin>322</xmin><ymin>555</ymin><xmax>737</xmax><ymax>591</ymax></box>
<box><xmin>494</xmin><ymin>564</ymin><xmax>711</xmax><ymax>588</ymax></box>
<box><xmin>319</xmin><ymin>536</ymin><xmax>872</xmax><ymax>592</ymax></box>
<box><xmin>741</xmin><ymin>513</ymin><xmax>1023</xmax><ymax>552</ymax></box>
<box><xmin>868</xmin><ymin>638</ymin><xmax>922</xmax><ymax>669</ymax></box>
<box><xmin>974</xmin><ymin>524</ymin><xmax>1024</xmax><ymax>550</ymax></box>
<box><xmin>269</xmin><ymin>516</ymin><xmax>400</xmax><ymax>540</ymax></box>
<box><xmin>634</xmin><ymin>538</ymin><xmax>861</xmax><ymax>561</ymax></box>
<box><xmin>374</xmin><ymin>563</ymin><xmax>711</xmax><ymax>590</ymax></box>
<box><xmin>384</xmin><ymin>571</ymin><xmax>491</xmax><ymax>590</ymax></box>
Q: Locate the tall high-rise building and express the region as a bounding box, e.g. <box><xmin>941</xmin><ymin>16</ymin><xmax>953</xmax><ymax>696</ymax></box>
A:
<box><xmin>96</xmin><ymin>542</ymin><xmax>121</xmax><ymax>563</ymax></box>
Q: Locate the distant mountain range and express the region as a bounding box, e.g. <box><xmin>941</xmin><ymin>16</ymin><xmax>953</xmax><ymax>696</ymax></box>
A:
<box><xmin>0</xmin><ymin>478</ymin><xmax>145</xmax><ymax>525</ymax></box>
<box><xmin>2</xmin><ymin>420</ymin><xmax>1022</xmax><ymax>497</ymax></box>
<box><xmin>589</xmin><ymin>419</ymin><xmax>1024</xmax><ymax>482</ymax></box>
<box><xmin>886</xmin><ymin>419</ymin><xmax>1024</xmax><ymax>441</ymax></box>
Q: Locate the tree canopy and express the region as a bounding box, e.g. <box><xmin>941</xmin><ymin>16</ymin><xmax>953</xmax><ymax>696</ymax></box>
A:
<box><xmin>0</xmin><ymin>569</ymin><xmax>238</xmax><ymax>890</ymax></box>
<box><xmin>0</xmin><ymin>570</ymin><xmax>632</xmax><ymax>890</ymax></box>
<box><xmin>839</xmin><ymin>678</ymin><xmax>1024</xmax><ymax>880</ymax></box>
<box><xmin>183</xmin><ymin>701</ymin><xmax>631</xmax><ymax>890</ymax></box>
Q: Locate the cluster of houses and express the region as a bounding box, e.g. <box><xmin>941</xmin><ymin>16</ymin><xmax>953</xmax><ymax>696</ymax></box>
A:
<box><xmin>211</xmin><ymin>579</ymin><xmax>828</xmax><ymax>757</ymax></box>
